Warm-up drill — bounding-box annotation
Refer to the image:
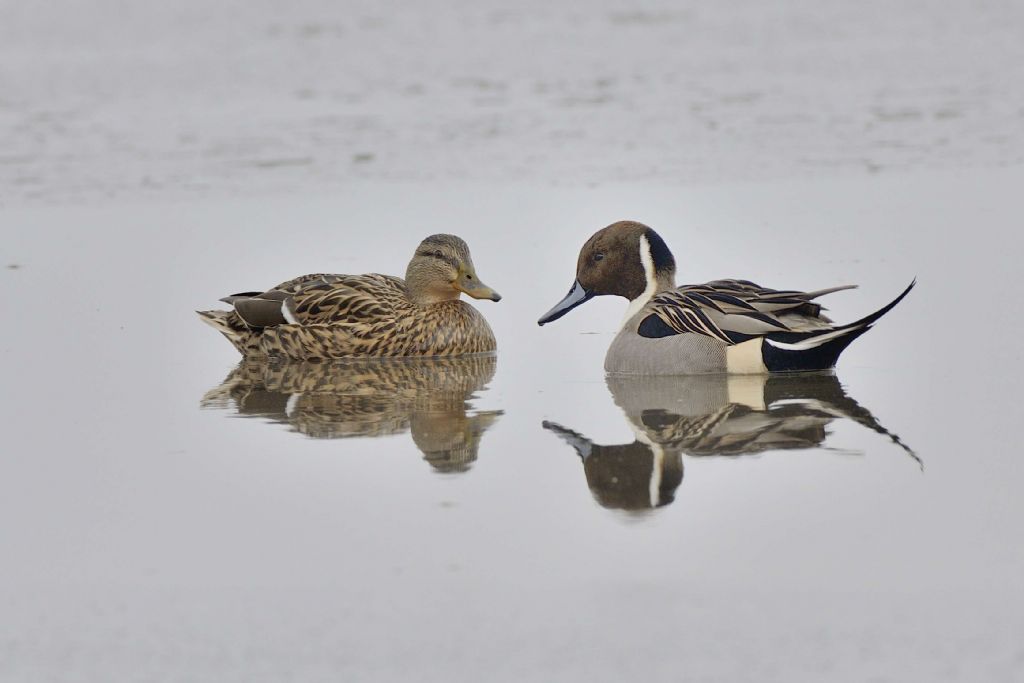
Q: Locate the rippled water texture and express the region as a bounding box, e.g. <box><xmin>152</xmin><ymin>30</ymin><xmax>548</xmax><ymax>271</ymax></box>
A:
<box><xmin>3</xmin><ymin>0</ymin><xmax>1024</xmax><ymax>204</ymax></box>
<box><xmin>2</xmin><ymin>172</ymin><xmax>1021</xmax><ymax>681</ymax></box>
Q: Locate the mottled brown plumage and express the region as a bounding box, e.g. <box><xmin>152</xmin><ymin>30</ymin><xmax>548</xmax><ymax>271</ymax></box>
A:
<box><xmin>201</xmin><ymin>356</ymin><xmax>502</xmax><ymax>472</ymax></box>
<box><xmin>198</xmin><ymin>235</ymin><xmax>500</xmax><ymax>360</ymax></box>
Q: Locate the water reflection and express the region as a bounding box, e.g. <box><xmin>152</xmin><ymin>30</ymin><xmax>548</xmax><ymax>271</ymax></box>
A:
<box><xmin>545</xmin><ymin>373</ymin><xmax>919</xmax><ymax>512</ymax></box>
<box><xmin>202</xmin><ymin>355</ymin><xmax>502</xmax><ymax>473</ymax></box>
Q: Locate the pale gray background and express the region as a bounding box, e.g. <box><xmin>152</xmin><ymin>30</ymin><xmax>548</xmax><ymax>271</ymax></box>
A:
<box><xmin>1</xmin><ymin>2</ymin><xmax>1022</xmax><ymax>682</ymax></box>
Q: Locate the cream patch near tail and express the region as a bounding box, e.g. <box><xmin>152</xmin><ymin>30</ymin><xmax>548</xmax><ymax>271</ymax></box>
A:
<box><xmin>726</xmin><ymin>374</ymin><xmax>768</xmax><ymax>410</ymax></box>
<box><xmin>725</xmin><ymin>338</ymin><xmax>768</xmax><ymax>374</ymax></box>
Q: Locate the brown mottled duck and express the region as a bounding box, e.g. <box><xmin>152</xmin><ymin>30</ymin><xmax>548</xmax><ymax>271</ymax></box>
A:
<box><xmin>201</xmin><ymin>356</ymin><xmax>503</xmax><ymax>473</ymax></box>
<box><xmin>198</xmin><ymin>234</ymin><xmax>501</xmax><ymax>360</ymax></box>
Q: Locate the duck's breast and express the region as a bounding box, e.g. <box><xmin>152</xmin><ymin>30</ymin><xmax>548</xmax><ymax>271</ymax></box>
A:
<box><xmin>414</xmin><ymin>301</ymin><xmax>496</xmax><ymax>356</ymax></box>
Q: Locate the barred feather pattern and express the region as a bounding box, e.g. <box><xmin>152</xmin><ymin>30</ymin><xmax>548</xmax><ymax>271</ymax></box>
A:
<box><xmin>201</xmin><ymin>273</ymin><xmax>497</xmax><ymax>360</ymax></box>
<box><xmin>607</xmin><ymin>373</ymin><xmax>919</xmax><ymax>463</ymax></box>
<box><xmin>200</xmin><ymin>356</ymin><xmax>502</xmax><ymax>472</ymax></box>
<box><xmin>640</xmin><ymin>403</ymin><xmax>831</xmax><ymax>456</ymax></box>
<box><xmin>644</xmin><ymin>279</ymin><xmax>852</xmax><ymax>344</ymax></box>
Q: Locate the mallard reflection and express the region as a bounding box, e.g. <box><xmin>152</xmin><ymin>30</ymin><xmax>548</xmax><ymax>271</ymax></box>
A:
<box><xmin>202</xmin><ymin>355</ymin><xmax>501</xmax><ymax>473</ymax></box>
<box><xmin>545</xmin><ymin>373</ymin><xmax>919</xmax><ymax>512</ymax></box>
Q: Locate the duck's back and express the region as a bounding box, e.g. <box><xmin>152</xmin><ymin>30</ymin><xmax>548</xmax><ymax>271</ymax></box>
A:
<box><xmin>284</xmin><ymin>273</ymin><xmax>407</xmax><ymax>325</ymax></box>
<box><xmin>261</xmin><ymin>295</ymin><xmax>495</xmax><ymax>360</ymax></box>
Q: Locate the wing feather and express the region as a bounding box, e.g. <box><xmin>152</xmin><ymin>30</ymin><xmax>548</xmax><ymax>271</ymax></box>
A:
<box><xmin>287</xmin><ymin>274</ymin><xmax>407</xmax><ymax>326</ymax></box>
<box><xmin>640</xmin><ymin>279</ymin><xmax>855</xmax><ymax>345</ymax></box>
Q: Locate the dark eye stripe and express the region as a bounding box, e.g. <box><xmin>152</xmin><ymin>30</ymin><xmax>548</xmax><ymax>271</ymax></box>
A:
<box><xmin>416</xmin><ymin>249</ymin><xmax>460</xmax><ymax>269</ymax></box>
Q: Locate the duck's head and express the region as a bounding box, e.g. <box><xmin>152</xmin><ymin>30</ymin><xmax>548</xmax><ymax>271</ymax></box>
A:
<box><xmin>538</xmin><ymin>221</ymin><xmax>676</xmax><ymax>325</ymax></box>
<box><xmin>406</xmin><ymin>234</ymin><xmax>502</xmax><ymax>304</ymax></box>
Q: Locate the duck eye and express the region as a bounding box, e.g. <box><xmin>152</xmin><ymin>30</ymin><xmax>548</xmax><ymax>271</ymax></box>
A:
<box><xmin>465</xmin><ymin>274</ymin><xmax>472</xmax><ymax>280</ymax></box>
<box><xmin>594</xmin><ymin>253</ymin><xmax>605</xmax><ymax>262</ymax></box>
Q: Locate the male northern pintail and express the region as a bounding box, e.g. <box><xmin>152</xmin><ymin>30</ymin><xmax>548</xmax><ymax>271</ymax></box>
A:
<box><xmin>538</xmin><ymin>221</ymin><xmax>913</xmax><ymax>375</ymax></box>
<box><xmin>199</xmin><ymin>234</ymin><xmax>501</xmax><ymax>360</ymax></box>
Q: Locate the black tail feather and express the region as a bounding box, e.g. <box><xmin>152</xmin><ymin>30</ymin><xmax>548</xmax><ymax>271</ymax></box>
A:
<box><xmin>836</xmin><ymin>278</ymin><xmax>916</xmax><ymax>331</ymax></box>
<box><xmin>762</xmin><ymin>279</ymin><xmax>915</xmax><ymax>372</ymax></box>
<box><xmin>763</xmin><ymin>326</ymin><xmax>871</xmax><ymax>372</ymax></box>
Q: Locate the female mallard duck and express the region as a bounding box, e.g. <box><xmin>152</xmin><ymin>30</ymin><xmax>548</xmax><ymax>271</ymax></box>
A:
<box><xmin>538</xmin><ymin>221</ymin><xmax>914</xmax><ymax>375</ymax></box>
<box><xmin>201</xmin><ymin>356</ymin><xmax>502</xmax><ymax>472</ymax></box>
<box><xmin>198</xmin><ymin>234</ymin><xmax>501</xmax><ymax>360</ymax></box>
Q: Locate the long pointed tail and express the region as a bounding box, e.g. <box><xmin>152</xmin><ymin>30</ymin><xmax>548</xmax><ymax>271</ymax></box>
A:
<box><xmin>762</xmin><ymin>280</ymin><xmax>915</xmax><ymax>371</ymax></box>
<box><xmin>836</xmin><ymin>278</ymin><xmax>916</xmax><ymax>332</ymax></box>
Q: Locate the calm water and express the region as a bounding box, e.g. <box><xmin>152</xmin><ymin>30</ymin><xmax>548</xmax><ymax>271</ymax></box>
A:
<box><xmin>2</xmin><ymin>170</ymin><xmax>1022</xmax><ymax>681</ymax></box>
<box><xmin>5</xmin><ymin>1</ymin><xmax>1024</xmax><ymax>205</ymax></box>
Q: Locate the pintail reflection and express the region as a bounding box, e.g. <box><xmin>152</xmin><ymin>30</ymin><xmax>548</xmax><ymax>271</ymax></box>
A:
<box><xmin>543</xmin><ymin>421</ymin><xmax>685</xmax><ymax>511</ymax></box>
<box><xmin>545</xmin><ymin>373</ymin><xmax>919</xmax><ymax>512</ymax></box>
<box><xmin>201</xmin><ymin>355</ymin><xmax>502</xmax><ymax>473</ymax></box>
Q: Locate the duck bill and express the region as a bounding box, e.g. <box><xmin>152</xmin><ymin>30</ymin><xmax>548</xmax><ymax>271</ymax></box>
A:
<box><xmin>538</xmin><ymin>280</ymin><xmax>594</xmax><ymax>325</ymax></box>
<box><xmin>458</xmin><ymin>278</ymin><xmax>502</xmax><ymax>302</ymax></box>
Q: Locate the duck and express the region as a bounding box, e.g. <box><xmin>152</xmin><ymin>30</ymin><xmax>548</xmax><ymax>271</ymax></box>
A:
<box><xmin>198</xmin><ymin>234</ymin><xmax>501</xmax><ymax>360</ymax></box>
<box><xmin>543</xmin><ymin>371</ymin><xmax>919</xmax><ymax>512</ymax></box>
<box><xmin>543</xmin><ymin>420</ymin><xmax>684</xmax><ymax>511</ymax></box>
<box><xmin>537</xmin><ymin>221</ymin><xmax>914</xmax><ymax>375</ymax></box>
<box><xmin>201</xmin><ymin>356</ymin><xmax>503</xmax><ymax>472</ymax></box>
<box><xmin>601</xmin><ymin>372</ymin><xmax>918</xmax><ymax>464</ymax></box>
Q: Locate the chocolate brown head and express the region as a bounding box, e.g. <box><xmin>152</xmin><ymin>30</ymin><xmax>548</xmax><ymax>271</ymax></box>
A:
<box><xmin>538</xmin><ymin>221</ymin><xmax>676</xmax><ymax>325</ymax></box>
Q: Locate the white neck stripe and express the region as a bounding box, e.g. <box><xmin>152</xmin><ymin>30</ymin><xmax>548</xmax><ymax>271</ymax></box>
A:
<box><xmin>621</xmin><ymin>234</ymin><xmax>658</xmax><ymax>328</ymax></box>
<box><xmin>630</xmin><ymin>423</ymin><xmax>666</xmax><ymax>508</ymax></box>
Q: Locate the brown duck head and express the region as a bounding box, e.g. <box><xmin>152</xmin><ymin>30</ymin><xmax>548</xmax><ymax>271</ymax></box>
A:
<box><xmin>538</xmin><ymin>221</ymin><xmax>676</xmax><ymax>325</ymax></box>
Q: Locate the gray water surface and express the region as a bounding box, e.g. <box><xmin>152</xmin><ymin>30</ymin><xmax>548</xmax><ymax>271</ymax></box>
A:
<box><xmin>1</xmin><ymin>171</ymin><xmax>1021</xmax><ymax>681</ymax></box>
<box><xmin>4</xmin><ymin>0</ymin><xmax>1024</xmax><ymax>205</ymax></box>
